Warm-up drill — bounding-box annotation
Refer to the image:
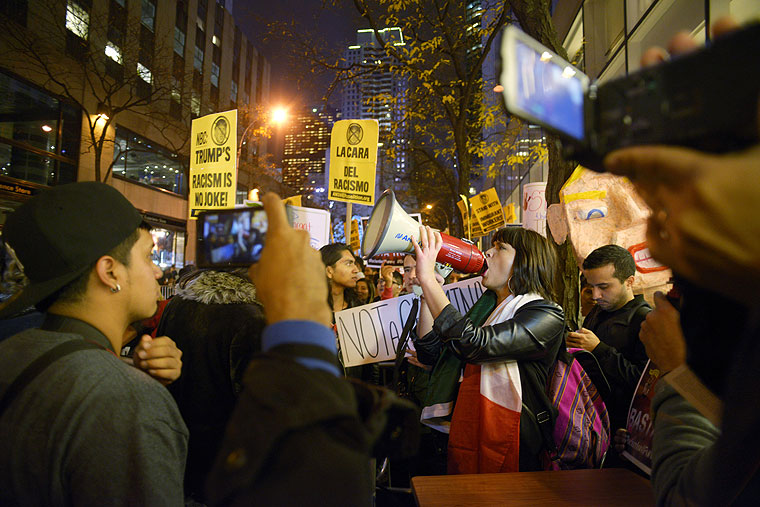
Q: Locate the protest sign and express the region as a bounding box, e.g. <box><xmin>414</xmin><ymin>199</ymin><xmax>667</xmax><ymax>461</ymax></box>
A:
<box><xmin>286</xmin><ymin>205</ymin><xmax>331</xmax><ymax>250</ymax></box>
<box><xmin>504</xmin><ymin>202</ymin><xmax>517</xmax><ymax>223</ymax></box>
<box><xmin>472</xmin><ymin>188</ymin><xmax>506</xmax><ymax>233</ymax></box>
<box><xmin>336</xmin><ymin>277</ymin><xmax>485</xmax><ymax>367</ymax></box>
<box><xmin>328</xmin><ymin>120</ymin><xmax>379</xmax><ymax>205</ymax></box>
<box><xmin>443</xmin><ymin>276</ymin><xmax>485</xmax><ymax>316</ymax></box>
<box><xmin>457</xmin><ymin>199</ymin><xmax>484</xmax><ymax>238</ymax></box>
<box><xmin>189</xmin><ymin>109</ymin><xmax>237</xmax><ymax>219</ymax></box>
<box><xmin>523</xmin><ymin>181</ymin><xmax>547</xmax><ymax>237</ymax></box>
<box><xmin>283</xmin><ymin>195</ymin><xmax>302</xmax><ymax>207</ymax></box>
<box><xmin>349</xmin><ymin>219</ymin><xmax>361</xmax><ymax>251</ymax></box>
<box><xmin>622</xmin><ymin>360</ymin><xmax>662</xmax><ymax>475</ymax></box>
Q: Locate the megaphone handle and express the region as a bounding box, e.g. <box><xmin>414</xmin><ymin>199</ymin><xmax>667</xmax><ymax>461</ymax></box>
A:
<box><xmin>434</xmin><ymin>263</ymin><xmax>454</xmax><ymax>279</ymax></box>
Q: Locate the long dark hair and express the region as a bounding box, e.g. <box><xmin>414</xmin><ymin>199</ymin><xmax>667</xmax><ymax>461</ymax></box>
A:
<box><xmin>319</xmin><ymin>243</ymin><xmax>361</xmax><ymax>310</ymax></box>
<box><xmin>491</xmin><ymin>227</ymin><xmax>558</xmax><ymax>302</ymax></box>
<box><xmin>355</xmin><ymin>278</ymin><xmax>377</xmax><ymax>304</ymax></box>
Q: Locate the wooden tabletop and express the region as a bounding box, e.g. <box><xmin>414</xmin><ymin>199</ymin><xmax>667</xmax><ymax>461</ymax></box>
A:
<box><xmin>412</xmin><ymin>469</ymin><xmax>653</xmax><ymax>506</ymax></box>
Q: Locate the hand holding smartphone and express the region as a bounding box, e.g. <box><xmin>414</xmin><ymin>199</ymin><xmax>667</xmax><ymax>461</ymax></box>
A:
<box><xmin>499</xmin><ymin>23</ymin><xmax>760</xmax><ymax>171</ymax></box>
<box><xmin>196</xmin><ymin>206</ymin><xmax>269</xmax><ymax>267</ymax></box>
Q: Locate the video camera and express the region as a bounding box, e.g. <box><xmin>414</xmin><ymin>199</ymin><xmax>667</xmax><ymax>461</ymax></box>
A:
<box><xmin>499</xmin><ymin>23</ymin><xmax>760</xmax><ymax>171</ymax></box>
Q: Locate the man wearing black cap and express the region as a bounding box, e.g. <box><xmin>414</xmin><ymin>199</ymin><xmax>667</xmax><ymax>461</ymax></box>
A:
<box><xmin>0</xmin><ymin>182</ymin><xmax>188</xmax><ymax>505</ymax></box>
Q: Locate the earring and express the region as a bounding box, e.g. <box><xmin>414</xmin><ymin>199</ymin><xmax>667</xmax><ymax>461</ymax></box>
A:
<box><xmin>110</xmin><ymin>284</ymin><xmax>121</xmax><ymax>294</ymax></box>
<box><xmin>507</xmin><ymin>276</ymin><xmax>514</xmax><ymax>293</ymax></box>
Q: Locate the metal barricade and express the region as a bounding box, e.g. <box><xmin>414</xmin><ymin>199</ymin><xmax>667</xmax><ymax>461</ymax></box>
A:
<box><xmin>160</xmin><ymin>285</ymin><xmax>175</xmax><ymax>300</ymax></box>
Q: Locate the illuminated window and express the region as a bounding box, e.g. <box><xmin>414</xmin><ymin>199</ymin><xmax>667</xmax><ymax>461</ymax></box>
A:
<box><xmin>191</xmin><ymin>92</ymin><xmax>201</xmax><ymax>115</ymax></box>
<box><xmin>65</xmin><ymin>1</ymin><xmax>89</xmax><ymax>39</ymax></box>
<box><xmin>114</xmin><ymin>126</ymin><xmax>187</xmax><ymax>195</ymax></box>
<box><xmin>105</xmin><ymin>42</ymin><xmax>122</xmax><ymax>64</ymax></box>
<box><xmin>137</xmin><ymin>63</ymin><xmax>152</xmax><ymax>84</ymax></box>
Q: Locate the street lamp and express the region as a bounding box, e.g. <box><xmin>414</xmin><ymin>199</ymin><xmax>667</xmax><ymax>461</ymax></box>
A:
<box><xmin>422</xmin><ymin>202</ymin><xmax>450</xmax><ymax>231</ymax></box>
<box><xmin>237</xmin><ymin>105</ymin><xmax>289</xmax><ymax>164</ymax></box>
<box><xmin>96</xmin><ymin>102</ymin><xmax>110</xmax><ymax>120</ymax></box>
<box><xmin>271</xmin><ymin>107</ymin><xmax>288</xmax><ymax>126</ymax></box>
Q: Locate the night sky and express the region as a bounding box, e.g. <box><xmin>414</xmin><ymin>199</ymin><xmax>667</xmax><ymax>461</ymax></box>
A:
<box><xmin>236</xmin><ymin>0</ymin><xmax>366</xmax><ymax>111</ymax></box>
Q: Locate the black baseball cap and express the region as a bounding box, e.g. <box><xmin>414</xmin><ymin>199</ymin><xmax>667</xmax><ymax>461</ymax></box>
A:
<box><xmin>0</xmin><ymin>182</ymin><xmax>143</xmax><ymax>319</ymax></box>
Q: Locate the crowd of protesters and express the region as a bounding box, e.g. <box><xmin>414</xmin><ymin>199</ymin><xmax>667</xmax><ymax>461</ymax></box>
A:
<box><xmin>0</xmin><ymin>17</ymin><xmax>759</xmax><ymax>506</ymax></box>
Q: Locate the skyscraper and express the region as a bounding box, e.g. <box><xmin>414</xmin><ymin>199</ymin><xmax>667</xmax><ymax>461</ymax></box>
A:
<box><xmin>281</xmin><ymin>106</ymin><xmax>338</xmax><ymax>195</ymax></box>
<box><xmin>341</xmin><ymin>27</ymin><xmax>409</xmax><ymax>209</ymax></box>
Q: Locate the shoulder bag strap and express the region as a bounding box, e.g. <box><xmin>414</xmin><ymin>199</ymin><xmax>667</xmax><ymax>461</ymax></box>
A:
<box><xmin>0</xmin><ymin>340</ymin><xmax>103</xmax><ymax>419</ymax></box>
<box><xmin>392</xmin><ymin>297</ymin><xmax>420</xmax><ymax>393</ymax></box>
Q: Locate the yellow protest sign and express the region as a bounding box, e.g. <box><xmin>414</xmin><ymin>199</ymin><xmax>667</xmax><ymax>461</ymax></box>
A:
<box><xmin>457</xmin><ymin>199</ymin><xmax>484</xmax><ymax>238</ymax></box>
<box><xmin>283</xmin><ymin>195</ymin><xmax>302</xmax><ymax>207</ymax></box>
<box><xmin>472</xmin><ymin>188</ymin><xmax>505</xmax><ymax>233</ymax></box>
<box><xmin>328</xmin><ymin>120</ymin><xmax>379</xmax><ymax>205</ymax></box>
<box><xmin>349</xmin><ymin>219</ymin><xmax>361</xmax><ymax>251</ymax></box>
<box><xmin>504</xmin><ymin>203</ymin><xmax>517</xmax><ymax>223</ymax></box>
<box><xmin>189</xmin><ymin>109</ymin><xmax>237</xmax><ymax>219</ymax></box>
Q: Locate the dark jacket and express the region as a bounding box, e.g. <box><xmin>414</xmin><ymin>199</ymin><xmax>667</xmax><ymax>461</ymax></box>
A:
<box><xmin>206</xmin><ymin>334</ymin><xmax>420</xmax><ymax>507</ymax></box>
<box><xmin>157</xmin><ymin>270</ymin><xmax>266</xmax><ymax>502</ymax></box>
<box><xmin>415</xmin><ymin>298</ymin><xmax>565</xmax><ymax>471</ymax></box>
<box><xmin>583</xmin><ymin>294</ymin><xmax>651</xmax><ymax>429</ymax></box>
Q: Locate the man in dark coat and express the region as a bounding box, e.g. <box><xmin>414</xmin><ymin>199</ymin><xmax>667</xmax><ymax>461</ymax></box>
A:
<box><xmin>567</xmin><ymin>244</ymin><xmax>651</xmax><ymax>432</ymax></box>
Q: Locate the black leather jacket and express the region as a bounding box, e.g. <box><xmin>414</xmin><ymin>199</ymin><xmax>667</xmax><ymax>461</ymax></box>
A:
<box><xmin>415</xmin><ymin>299</ymin><xmax>565</xmax><ymax>367</ymax></box>
<box><xmin>415</xmin><ymin>298</ymin><xmax>565</xmax><ymax>470</ymax></box>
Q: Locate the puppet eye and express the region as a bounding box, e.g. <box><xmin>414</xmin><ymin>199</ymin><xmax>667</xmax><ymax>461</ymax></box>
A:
<box><xmin>575</xmin><ymin>206</ymin><xmax>608</xmax><ymax>220</ymax></box>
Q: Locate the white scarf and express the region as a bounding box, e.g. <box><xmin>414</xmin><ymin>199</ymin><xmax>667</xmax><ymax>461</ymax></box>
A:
<box><xmin>480</xmin><ymin>293</ymin><xmax>544</xmax><ymax>413</ymax></box>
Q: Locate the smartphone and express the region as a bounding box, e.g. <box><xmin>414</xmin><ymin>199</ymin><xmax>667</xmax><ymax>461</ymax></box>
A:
<box><xmin>500</xmin><ymin>25</ymin><xmax>589</xmax><ymax>143</ymax></box>
<box><xmin>196</xmin><ymin>206</ymin><xmax>268</xmax><ymax>267</ymax></box>
<box><xmin>500</xmin><ymin>23</ymin><xmax>760</xmax><ymax>171</ymax></box>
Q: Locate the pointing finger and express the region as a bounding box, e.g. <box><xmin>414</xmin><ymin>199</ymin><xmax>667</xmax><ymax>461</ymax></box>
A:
<box><xmin>261</xmin><ymin>192</ymin><xmax>288</xmax><ymax>232</ymax></box>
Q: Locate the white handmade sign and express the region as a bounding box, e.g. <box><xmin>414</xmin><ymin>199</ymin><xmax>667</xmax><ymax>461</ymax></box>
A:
<box><xmin>286</xmin><ymin>205</ymin><xmax>331</xmax><ymax>250</ymax></box>
<box><xmin>336</xmin><ymin>277</ymin><xmax>485</xmax><ymax>367</ymax></box>
<box><xmin>523</xmin><ymin>181</ymin><xmax>547</xmax><ymax>237</ymax></box>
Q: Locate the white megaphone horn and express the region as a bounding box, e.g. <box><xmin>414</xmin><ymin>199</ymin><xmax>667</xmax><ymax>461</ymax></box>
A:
<box><xmin>361</xmin><ymin>189</ymin><xmax>486</xmax><ymax>274</ymax></box>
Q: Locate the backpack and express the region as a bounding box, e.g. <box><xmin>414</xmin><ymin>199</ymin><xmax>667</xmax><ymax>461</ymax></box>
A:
<box><xmin>537</xmin><ymin>348</ymin><xmax>611</xmax><ymax>469</ymax></box>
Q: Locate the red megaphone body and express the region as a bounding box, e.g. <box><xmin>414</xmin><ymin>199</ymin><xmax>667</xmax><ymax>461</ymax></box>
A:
<box><xmin>361</xmin><ymin>189</ymin><xmax>485</xmax><ymax>273</ymax></box>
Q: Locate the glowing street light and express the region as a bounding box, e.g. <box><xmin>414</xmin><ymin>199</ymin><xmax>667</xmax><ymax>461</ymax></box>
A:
<box><xmin>96</xmin><ymin>102</ymin><xmax>110</xmax><ymax>121</ymax></box>
<box><xmin>425</xmin><ymin>204</ymin><xmax>433</xmax><ymax>210</ymax></box>
<box><xmin>238</xmin><ymin>106</ymin><xmax>289</xmax><ymax>164</ymax></box>
<box><xmin>271</xmin><ymin>107</ymin><xmax>288</xmax><ymax>125</ymax></box>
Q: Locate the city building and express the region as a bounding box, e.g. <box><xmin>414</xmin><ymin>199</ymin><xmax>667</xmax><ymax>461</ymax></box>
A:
<box><xmin>0</xmin><ymin>0</ymin><xmax>270</xmax><ymax>268</ymax></box>
<box><xmin>341</xmin><ymin>27</ymin><xmax>409</xmax><ymax>216</ymax></box>
<box><xmin>281</xmin><ymin>105</ymin><xmax>338</xmax><ymax>198</ymax></box>
<box><xmin>479</xmin><ymin>0</ymin><xmax>757</xmax><ymax>228</ymax></box>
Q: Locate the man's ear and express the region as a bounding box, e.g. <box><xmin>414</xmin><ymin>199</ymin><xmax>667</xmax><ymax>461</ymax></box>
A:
<box><xmin>93</xmin><ymin>255</ymin><xmax>121</xmax><ymax>290</ymax></box>
<box><xmin>325</xmin><ymin>265</ymin><xmax>334</xmax><ymax>280</ymax></box>
<box><xmin>625</xmin><ymin>274</ymin><xmax>635</xmax><ymax>289</ymax></box>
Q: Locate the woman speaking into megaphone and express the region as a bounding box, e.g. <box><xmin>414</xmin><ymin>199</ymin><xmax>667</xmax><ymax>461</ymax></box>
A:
<box><xmin>412</xmin><ymin>225</ymin><xmax>565</xmax><ymax>474</ymax></box>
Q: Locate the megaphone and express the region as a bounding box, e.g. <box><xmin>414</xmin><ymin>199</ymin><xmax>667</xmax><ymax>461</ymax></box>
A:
<box><xmin>362</xmin><ymin>189</ymin><xmax>486</xmax><ymax>274</ymax></box>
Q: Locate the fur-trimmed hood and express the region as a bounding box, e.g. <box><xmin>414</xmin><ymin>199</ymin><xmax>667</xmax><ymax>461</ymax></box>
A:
<box><xmin>175</xmin><ymin>270</ymin><xmax>259</xmax><ymax>305</ymax></box>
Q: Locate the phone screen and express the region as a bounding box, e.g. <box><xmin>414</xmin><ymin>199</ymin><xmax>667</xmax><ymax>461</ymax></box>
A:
<box><xmin>513</xmin><ymin>38</ymin><xmax>586</xmax><ymax>141</ymax></box>
<box><xmin>197</xmin><ymin>208</ymin><xmax>268</xmax><ymax>267</ymax></box>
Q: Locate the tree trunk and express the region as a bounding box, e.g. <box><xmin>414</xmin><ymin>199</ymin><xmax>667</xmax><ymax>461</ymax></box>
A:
<box><xmin>508</xmin><ymin>0</ymin><xmax>580</xmax><ymax>325</ymax></box>
<box><xmin>546</xmin><ymin>138</ymin><xmax>580</xmax><ymax>328</ymax></box>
